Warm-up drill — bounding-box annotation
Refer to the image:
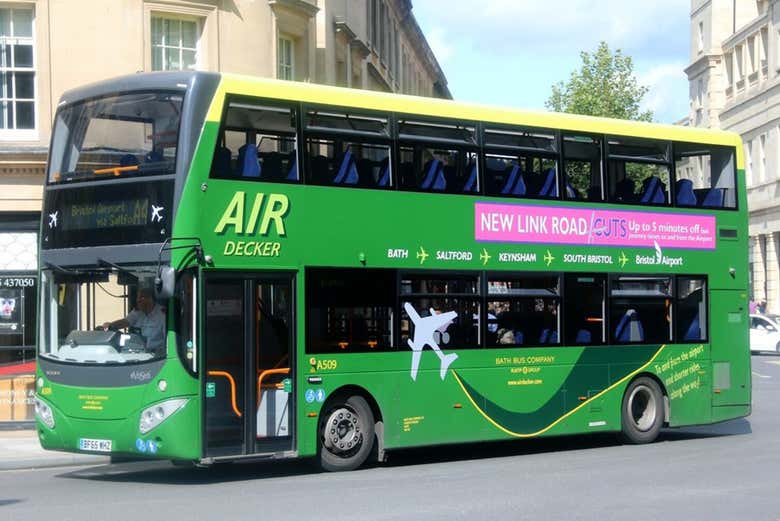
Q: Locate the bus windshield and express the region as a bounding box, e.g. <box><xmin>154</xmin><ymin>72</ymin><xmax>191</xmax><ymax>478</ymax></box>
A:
<box><xmin>48</xmin><ymin>91</ymin><xmax>183</xmax><ymax>184</ymax></box>
<box><xmin>38</xmin><ymin>266</ymin><xmax>168</xmax><ymax>365</ymax></box>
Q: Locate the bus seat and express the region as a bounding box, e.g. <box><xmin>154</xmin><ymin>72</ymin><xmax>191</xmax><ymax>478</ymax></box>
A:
<box><xmin>421</xmin><ymin>159</ymin><xmax>444</xmax><ymax>190</ymax></box>
<box><xmin>575</xmin><ymin>329</ymin><xmax>592</xmax><ymax>344</ymax></box>
<box><xmin>675</xmin><ymin>179</ymin><xmax>697</xmax><ymax>206</ymax></box>
<box><xmin>683</xmin><ymin>312</ymin><xmax>701</xmax><ymax>341</ymax></box>
<box><xmin>501</xmin><ymin>165</ymin><xmax>521</xmax><ymax>195</ymax></box>
<box><xmin>702</xmin><ymin>187</ymin><xmax>724</xmax><ymax>207</ymax></box>
<box><xmin>145</xmin><ymin>150</ymin><xmax>164</xmax><ymax>162</ymax></box>
<box><xmin>550</xmin><ymin>331</ymin><xmax>558</xmax><ymax>343</ymax></box>
<box><xmin>565</xmin><ymin>180</ymin><xmax>579</xmax><ymax>199</ymax></box>
<box><xmin>539</xmin><ymin>168</ymin><xmax>557</xmax><ymax>197</ymax></box>
<box><xmin>211</xmin><ymin>146</ymin><xmax>232</xmax><ymax>176</ymax></box>
<box><xmin>119</xmin><ymin>154</ymin><xmax>138</xmax><ymax>166</ymax></box>
<box><xmin>377</xmin><ymin>157</ymin><xmax>390</xmax><ymax>187</ymax></box>
<box><xmin>310</xmin><ymin>155</ymin><xmax>329</xmax><ymax>184</ymax></box>
<box><xmin>263</xmin><ymin>153</ymin><xmax>283</xmax><ymax>180</ymax></box>
<box><xmin>615</xmin><ymin>178</ymin><xmax>636</xmax><ymax>202</ymax></box>
<box><xmin>513</xmin><ymin>330</ymin><xmax>524</xmax><ymax>345</ymax></box>
<box><xmin>640</xmin><ymin>176</ymin><xmax>666</xmax><ymax>204</ymax></box>
<box><xmin>238</xmin><ymin>143</ymin><xmax>260</xmax><ymax>178</ymax></box>
<box><xmin>399</xmin><ymin>161</ymin><xmax>414</xmax><ymax>188</ymax></box>
<box><xmin>286</xmin><ymin>151</ymin><xmax>298</xmax><ymax>181</ymax></box>
<box><xmin>539</xmin><ymin>329</ymin><xmax>550</xmax><ymax>344</ymax></box>
<box><xmin>462</xmin><ymin>162</ymin><xmax>478</xmax><ymax>193</ymax></box>
<box><xmin>333</xmin><ymin>151</ymin><xmax>358</xmax><ymax>185</ymax></box>
<box><xmin>355</xmin><ymin>158</ymin><xmax>373</xmax><ymax>187</ymax></box>
<box><xmin>615</xmin><ymin>309</ymin><xmax>644</xmax><ymax>343</ymax></box>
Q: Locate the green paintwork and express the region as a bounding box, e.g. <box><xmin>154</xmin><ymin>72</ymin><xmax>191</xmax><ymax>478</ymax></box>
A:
<box><xmin>37</xmin><ymin>85</ymin><xmax>751</xmax><ymax>464</ymax></box>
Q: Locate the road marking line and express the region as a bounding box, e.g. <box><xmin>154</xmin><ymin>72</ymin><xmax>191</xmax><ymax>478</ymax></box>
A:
<box><xmin>764</xmin><ymin>360</ymin><xmax>780</xmax><ymax>365</ymax></box>
<box><xmin>752</xmin><ymin>371</ymin><xmax>771</xmax><ymax>379</ymax></box>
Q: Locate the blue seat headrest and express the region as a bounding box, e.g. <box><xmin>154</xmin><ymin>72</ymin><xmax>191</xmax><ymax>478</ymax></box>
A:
<box><xmin>675</xmin><ymin>179</ymin><xmax>696</xmax><ymax>206</ymax></box>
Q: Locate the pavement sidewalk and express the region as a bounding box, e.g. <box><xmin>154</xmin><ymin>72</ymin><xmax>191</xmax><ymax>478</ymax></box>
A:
<box><xmin>0</xmin><ymin>430</ymin><xmax>109</xmax><ymax>471</ymax></box>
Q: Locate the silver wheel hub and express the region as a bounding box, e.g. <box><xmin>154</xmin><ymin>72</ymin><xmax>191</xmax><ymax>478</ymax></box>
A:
<box><xmin>323</xmin><ymin>407</ymin><xmax>362</xmax><ymax>454</ymax></box>
<box><xmin>628</xmin><ymin>384</ymin><xmax>657</xmax><ymax>432</ymax></box>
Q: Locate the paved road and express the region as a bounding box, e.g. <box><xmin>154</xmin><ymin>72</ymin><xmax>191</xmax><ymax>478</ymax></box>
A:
<box><xmin>1</xmin><ymin>355</ymin><xmax>778</xmax><ymax>521</ymax></box>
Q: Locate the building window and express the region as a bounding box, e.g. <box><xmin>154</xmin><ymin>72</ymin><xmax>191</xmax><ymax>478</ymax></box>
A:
<box><xmin>759</xmin><ymin>133</ymin><xmax>767</xmax><ymax>182</ymax></box>
<box><xmin>0</xmin><ymin>7</ymin><xmax>35</xmax><ymax>132</ymax></box>
<box><xmin>745</xmin><ymin>140</ymin><xmax>753</xmax><ymax>186</ymax></box>
<box><xmin>760</xmin><ymin>27</ymin><xmax>768</xmax><ymax>71</ymax></box>
<box><xmin>724</xmin><ymin>52</ymin><xmax>734</xmax><ymax>94</ymax></box>
<box><xmin>736</xmin><ymin>44</ymin><xmax>744</xmax><ymax>83</ymax></box>
<box><xmin>277</xmin><ymin>37</ymin><xmax>294</xmax><ymax>80</ymax></box>
<box><xmin>151</xmin><ymin>16</ymin><xmax>198</xmax><ymax>71</ymax></box>
<box><xmin>698</xmin><ymin>21</ymin><xmax>704</xmax><ymax>53</ymax></box>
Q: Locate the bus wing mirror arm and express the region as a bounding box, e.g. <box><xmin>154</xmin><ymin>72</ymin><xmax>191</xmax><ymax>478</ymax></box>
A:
<box><xmin>154</xmin><ymin>266</ymin><xmax>176</xmax><ymax>300</ymax></box>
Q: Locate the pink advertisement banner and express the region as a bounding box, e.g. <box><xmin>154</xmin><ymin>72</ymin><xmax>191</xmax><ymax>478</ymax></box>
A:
<box><xmin>475</xmin><ymin>203</ymin><xmax>716</xmax><ymax>250</ymax></box>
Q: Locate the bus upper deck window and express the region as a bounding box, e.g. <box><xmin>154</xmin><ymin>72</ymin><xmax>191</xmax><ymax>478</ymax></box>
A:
<box><xmin>673</xmin><ymin>143</ymin><xmax>736</xmax><ymax>209</ymax></box>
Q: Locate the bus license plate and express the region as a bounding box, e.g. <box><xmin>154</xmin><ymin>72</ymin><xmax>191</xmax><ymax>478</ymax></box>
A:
<box><xmin>79</xmin><ymin>438</ymin><xmax>112</xmax><ymax>453</ymax></box>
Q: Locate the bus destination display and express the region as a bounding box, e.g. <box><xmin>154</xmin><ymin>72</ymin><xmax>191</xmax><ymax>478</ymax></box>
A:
<box><xmin>63</xmin><ymin>199</ymin><xmax>149</xmax><ymax>230</ymax></box>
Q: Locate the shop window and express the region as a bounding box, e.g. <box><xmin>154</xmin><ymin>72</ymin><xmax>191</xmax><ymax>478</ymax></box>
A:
<box><xmin>0</xmin><ymin>273</ymin><xmax>37</xmax><ymax>422</ymax></box>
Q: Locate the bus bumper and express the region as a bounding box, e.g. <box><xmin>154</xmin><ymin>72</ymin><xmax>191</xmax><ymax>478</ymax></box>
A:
<box><xmin>36</xmin><ymin>395</ymin><xmax>201</xmax><ymax>461</ymax></box>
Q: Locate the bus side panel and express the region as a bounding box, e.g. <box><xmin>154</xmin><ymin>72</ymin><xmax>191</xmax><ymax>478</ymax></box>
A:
<box><xmin>709</xmin><ymin>289</ymin><xmax>751</xmax><ymax>410</ymax></box>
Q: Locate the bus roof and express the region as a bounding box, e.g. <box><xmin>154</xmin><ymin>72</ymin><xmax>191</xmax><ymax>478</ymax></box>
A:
<box><xmin>56</xmin><ymin>71</ymin><xmax>741</xmax><ymax>149</ymax></box>
<box><xmin>213</xmin><ymin>72</ymin><xmax>741</xmax><ymax>148</ymax></box>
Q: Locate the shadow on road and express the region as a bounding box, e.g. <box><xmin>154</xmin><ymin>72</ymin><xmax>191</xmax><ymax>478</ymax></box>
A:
<box><xmin>57</xmin><ymin>417</ymin><xmax>751</xmax><ymax>484</ymax></box>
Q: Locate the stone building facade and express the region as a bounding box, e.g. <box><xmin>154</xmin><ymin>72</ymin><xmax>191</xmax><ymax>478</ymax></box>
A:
<box><xmin>686</xmin><ymin>0</ymin><xmax>780</xmax><ymax>312</ymax></box>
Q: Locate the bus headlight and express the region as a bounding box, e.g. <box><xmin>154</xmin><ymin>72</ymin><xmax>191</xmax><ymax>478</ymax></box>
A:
<box><xmin>139</xmin><ymin>398</ymin><xmax>187</xmax><ymax>434</ymax></box>
<box><xmin>35</xmin><ymin>397</ymin><xmax>55</xmax><ymax>429</ymax></box>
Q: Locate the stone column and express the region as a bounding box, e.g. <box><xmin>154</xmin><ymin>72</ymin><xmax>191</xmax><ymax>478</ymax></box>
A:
<box><xmin>753</xmin><ymin>234</ymin><xmax>767</xmax><ymax>303</ymax></box>
<box><xmin>768</xmin><ymin>232</ymin><xmax>780</xmax><ymax>314</ymax></box>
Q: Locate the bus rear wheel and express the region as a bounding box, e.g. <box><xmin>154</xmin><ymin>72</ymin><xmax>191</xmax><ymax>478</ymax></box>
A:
<box><xmin>620</xmin><ymin>377</ymin><xmax>664</xmax><ymax>444</ymax></box>
<box><xmin>318</xmin><ymin>395</ymin><xmax>375</xmax><ymax>472</ymax></box>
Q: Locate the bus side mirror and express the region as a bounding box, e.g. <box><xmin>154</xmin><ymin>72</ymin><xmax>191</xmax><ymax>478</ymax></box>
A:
<box><xmin>154</xmin><ymin>267</ymin><xmax>175</xmax><ymax>301</ymax></box>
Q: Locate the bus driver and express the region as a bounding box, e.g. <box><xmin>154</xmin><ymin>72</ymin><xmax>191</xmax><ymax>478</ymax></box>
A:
<box><xmin>102</xmin><ymin>286</ymin><xmax>166</xmax><ymax>354</ymax></box>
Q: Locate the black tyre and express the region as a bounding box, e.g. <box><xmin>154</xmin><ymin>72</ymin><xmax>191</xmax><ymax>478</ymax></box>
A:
<box><xmin>620</xmin><ymin>376</ymin><xmax>664</xmax><ymax>444</ymax></box>
<box><xmin>318</xmin><ymin>395</ymin><xmax>375</xmax><ymax>472</ymax></box>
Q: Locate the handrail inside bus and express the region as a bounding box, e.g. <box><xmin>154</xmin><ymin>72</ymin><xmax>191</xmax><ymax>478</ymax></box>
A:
<box><xmin>207</xmin><ymin>370</ymin><xmax>242</xmax><ymax>418</ymax></box>
<box><xmin>92</xmin><ymin>165</ymin><xmax>139</xmax><ymax>176</ymax></box>
<box><xmin>257</xmin><ymin>368</ymin><xmax>290</xmax><ymax>407</ymax></box>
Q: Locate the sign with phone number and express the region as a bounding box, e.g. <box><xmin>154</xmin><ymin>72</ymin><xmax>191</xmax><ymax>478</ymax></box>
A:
<box><xmin>0</xmin><ymin>277</ymin><xmax>35</xmax><ymax>288</ymax></box>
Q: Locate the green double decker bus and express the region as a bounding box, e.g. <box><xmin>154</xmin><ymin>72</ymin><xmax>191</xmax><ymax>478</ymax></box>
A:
<box><xmin>35</xmin><ymin>71</ymin><xmax>750</xmax><ymax>471</ymax></box>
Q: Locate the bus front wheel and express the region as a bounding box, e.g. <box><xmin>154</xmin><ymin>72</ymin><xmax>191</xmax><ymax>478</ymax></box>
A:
<box><xmin>620</xmin><ymin>377</ymin><xmax>664</xmax><ymax>444</ymax></box>
<box><xmin>318</xmin><ymin>395</ymin><xmax>375</xmax><ymax>472</ymax></box>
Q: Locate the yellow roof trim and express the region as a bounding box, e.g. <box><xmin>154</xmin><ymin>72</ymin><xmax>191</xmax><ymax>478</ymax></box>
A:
<box><xmin>206</xmin><ymin>73</ymin><xmax>743</xmax><ymax>153</ymax></box>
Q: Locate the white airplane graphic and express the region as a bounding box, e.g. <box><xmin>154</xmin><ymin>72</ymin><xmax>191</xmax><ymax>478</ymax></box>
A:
<box><xmin>151</xmin><ymin>205</ymin><xmax>164</xmax><ymax>223</ymax></box>
<box><xmin>404</xmin><ymin>302</ymin><xmax>459</xmax><ymax>381</ymax></box>
<box><xmin>48</xmin><ymin>211</ymin><xmax>58</xmax><ymax>229</ymax></box>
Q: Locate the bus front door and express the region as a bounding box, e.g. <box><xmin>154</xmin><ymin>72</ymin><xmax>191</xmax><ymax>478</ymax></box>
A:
<box><xmin>203</xmin><ymin>274</ymin><xmax>295</xmax><ymax>459</ymax></box>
